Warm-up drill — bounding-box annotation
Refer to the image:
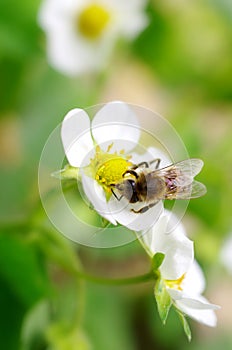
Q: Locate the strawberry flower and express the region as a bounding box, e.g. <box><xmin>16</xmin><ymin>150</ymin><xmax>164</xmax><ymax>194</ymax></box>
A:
<box><xmin>38</xmin><ymin>0</ymin><xmax>148</xmax><ymax>76</ymax></box>
<box><xmin>59</xmin><ymin>101</ymin><xmax>170</xmax><ymax>231</ymax></box>
<box><xmin>140</xmin><ymin>211</ymin><xmax>220</xmax><ymax>327</ymax></box>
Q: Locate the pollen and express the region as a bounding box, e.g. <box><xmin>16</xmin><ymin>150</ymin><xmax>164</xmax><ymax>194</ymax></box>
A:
<box><xmin>96</xmin><ymin>158</ymin><xmax>130</xmax><ymax>189</ymax></box>
<box><xmin>165</xmin><ymin>273</ymin><xmax>186</xmax><ymax>291</ymax></box>
<box><xmin>77</xmin><ymin>4</ymin><xmax>111</xmax><ymax>40</ymax></box>
<box><xmin>88</xmin><ymin>145</ymin><xmax>133</xmax><ymax>195</ymax></box>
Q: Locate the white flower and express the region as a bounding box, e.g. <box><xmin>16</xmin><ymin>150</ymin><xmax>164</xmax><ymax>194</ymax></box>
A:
<box><xmin>140</xmin><ymin>211</ymin><xmax>220</xmax><ymax>327</ymax></box>
<box><xmin>38</xmin><ymin>0</ymin><xmax>148</xmax><ymax>76</ymax></box>
<box><xmin>220</xmin><ymin>233</ymin><xmax>232</xmax><ymax>274</ymax></box>
<box><xmin>60</xmin><ymin>101</ymin><xmax>170</xmax><ymax>231</ymax></box>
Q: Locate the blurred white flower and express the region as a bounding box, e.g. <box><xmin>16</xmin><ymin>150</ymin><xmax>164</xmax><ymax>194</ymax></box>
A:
<box><xmin>60</xmin><ymin>101</ymin><xmax>170</xmax><ymax>231</ymax></box>
<box><xmin>140</xmin><ymin>212</ymin><xmax>220</xmax><ymax>327</ymax></box>
<box><xmin>220</xmin><ymin>233</ymin><xmax>232</xmax><ymax>274</ymax></box>
<box><xmin>38</xmin><ymin>0</ymin><xmax>148</xmax><ymax>76</ymax></box>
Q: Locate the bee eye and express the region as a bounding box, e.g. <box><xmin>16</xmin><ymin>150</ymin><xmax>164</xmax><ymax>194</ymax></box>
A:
<box><xmin>128</xmin><ymin>179</ymin><xmax>135</xmax><ymax>188</ymax></box>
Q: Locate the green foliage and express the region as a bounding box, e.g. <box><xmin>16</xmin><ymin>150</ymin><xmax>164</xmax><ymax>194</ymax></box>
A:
<box><xmin>1</xmin><ymin>0</ymin><xmax>232</xmax><ymax>348</ymax></box>
<box><xmin>0</xmin><ymin>231</ymin><xmax>51</xmax><ymax>349</ymax></box>
<box><xmin>84</xmin><ymin>284</ymin><xmax>136</xmax><ymax>350</ymax></box>
<box><xmin>0</xmin><ymin>232</ymin><xmax>51</xmax><ymax>307</ymax></box>
<box><xmin>134</xmin><ymin>2</ymin><xmax>232</xmax><ymax>100</ymax></box>
<box><xmin>154</xmin><ymin>277</ymin><xmax>172</xmax><ymax>325</ymax></box>
<box><xmin>47</xmin><ymin>324</ymin><xmax>92</xmax><ymax>350</ymax></box>
<box><xmin>21</xmin><ymin>300</ymin><xmax>50</xmax><ymax>350</ymax></box>
<box><xmin>0</xmin><ymin>274</ymin><xmax>26</xmax><ymax>350</ymax></box>
<box><xmin>0</xmin><ymin>0</ymin><xmax>41</xmax><ymax>112</ymax></box>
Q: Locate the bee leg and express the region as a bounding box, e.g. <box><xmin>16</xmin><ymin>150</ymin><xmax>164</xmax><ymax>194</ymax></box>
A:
<box><xmin>111</xmin><ymin>188</ymin><xmax>123</xmax><ymax>201</ymax></box>
<box><xmin>131</xmin><ymin>200</ymin><xmax>159</xmax><ymax>214</ymax></box>
<box><xmin>149</xmin><ymin>158</ymin><xmax>161</xmax><ymax>169</ymax></box>
<box><xmin>132</xmin><ymin>158</ymin><xmax>161</xmax><ymax>170</ymax></box>
<box><xmin>132</xmin><ymin>161</ymin><xmax>149</xmax><ymax>169</ymax></box>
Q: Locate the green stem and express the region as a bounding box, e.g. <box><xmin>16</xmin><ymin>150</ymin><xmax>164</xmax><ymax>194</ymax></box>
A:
<box><xmin>133</xmin><ymin>231</ymin><xmax>153</xmax><ymax>259</ymax></box>
<box><xmin>38</xmin><ymin>226</ymin><xmax>157</xmax><ymax>286</ymax></box>
<box><xmin>0</xmin><ymin>221</ymin><xmax>157</xmax><ymax>286</ymax></box>
<box><xmin>71</xmin><ymin>269</ymin><xmax>155</xmax><ymax>286</ymax></box>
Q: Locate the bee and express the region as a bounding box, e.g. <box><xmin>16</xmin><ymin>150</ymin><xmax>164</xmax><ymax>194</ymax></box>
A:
<box><xmin>110</xmin><ymin>158</ymin><xmax>206</xmax><ymax>214</ymax></box>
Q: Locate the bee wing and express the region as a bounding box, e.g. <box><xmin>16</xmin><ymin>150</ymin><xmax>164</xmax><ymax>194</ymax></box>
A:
<box><xmin>166</xmin><ymin>180</ymin><xmax>207</xmax><ymax>200</ymax></box>
<box><xmin>156</xmin><ymin>158</ymin><xmax>204</xmax><ymax>186</ymax></box>
<box><xmin>190</xmin><ymin>180</ymin><xmax>207</xmax><ymax>198</ymax></box>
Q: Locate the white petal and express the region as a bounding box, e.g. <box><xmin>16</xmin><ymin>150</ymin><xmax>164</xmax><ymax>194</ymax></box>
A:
<box><xmin>61</xmin><ymin>109</ymin><xmax>94</xmax><ymax>167</ymax></box>
<box><xmin>181</xmin><ymin>260</ymin><xmax>206</xmax><ymax>296</ymax></box>
<box><xmin>81</xmin><ymin>173</ymin><xmax>117</xmax><ymax>225</ymax></box>
<box><xmin>168</xmin><ymin>290</ymin><xmax>218</xmax><ymax>309</ymax></box>
<box><xmin>45</xmin><ymin>27</ymin><xmax>113</xmax><ymax>76</ymax></box>
<box><xmin>143</xmin><ymin>212</ymin><xmax>194</xmax><ymax>280</ymax></box>
<box><xmin>110</xmin><ymin>0</ymin><xmax>148</xmax><ymax>39</ymax></box>
<box><xmin>38</xmin><ymin>0</ymin><xmax>81</xmax><ymax>30</ymax></box>
<box><xmin>120</xmin><ymin>13</ymin><xmax>148</xmax><ymax>39</ymax></box>
<box><xmin>159</xmin><ymin>237</ymin><xmax>194</xmax><ymax>280</ymax></box>
<box><xmin>183</xmin><ymin>307</ymin><xmax>218</xmax><ymax>327</ymax></box>
<box><xmin>108</xmin><ymin>197</ymin><xmax>163</xmax><ymax>231</ymax></box>
<box><xmin>172</xmin><ymin>293</ymin><xmax>219</xmax><ymax>327</ymax></box>
<box><xmin>139</xmin><ymin>214</ymin><xmax>167</xmax><ymax>255</ymax></box>
<box><xmin>91</xmin><ymin>101</ymin><xmax>141</xmax><ymax>152</ymax></box>
<box><xmin>112</xmin><ymin>0</ymin><xmax>148</xmax><ymax>14</ymax></box>
<box><xmin>177</xmin><ymin>297</ymin><xmax>219</xmax><ymax>310</ymax></box>
<box><xmin>115</xmin><ymin>11</ymin><xmax>148</xmax><ymax>40</ymax></box>
<box><xmin>220</xmin><ymin>233</ymin><xmax>232</xmax><ymax>274</ymax></box>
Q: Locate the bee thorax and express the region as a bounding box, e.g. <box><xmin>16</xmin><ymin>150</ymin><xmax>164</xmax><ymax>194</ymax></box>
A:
<box><xmin>145</xmin><ymin>174</ymin><xmax>166</xmax><ymax>201</ymax></box>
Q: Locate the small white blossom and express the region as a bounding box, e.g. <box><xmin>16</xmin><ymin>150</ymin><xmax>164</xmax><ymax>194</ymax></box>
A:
<box><xmin>140</xmin><ymin>211</ymin><xmax>220</xmax><ymax>327</ymax></box>
<box><xmin>60</xmin><ymin>101</ymin><xmax>170</xmax><ymax>231</ymax></box>
<box><xmin>220</xmin><ymin>233</ymin><xmax>232</xmax><ymax>274</ymax></box>
<box><xmin>38</xmin><ymin>0</ymin><xmax>148</xmax><ymax>76</ymax></box>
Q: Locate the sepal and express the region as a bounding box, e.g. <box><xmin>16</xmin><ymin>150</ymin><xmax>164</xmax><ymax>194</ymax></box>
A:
<box><xmin>176</xmin><ymin>309</ymin><xmax>192</xmax><ymax>342</ymax></box>
<box><xmin>154</xmin><ymin>277</ymin><xmax>172</xmax><ymax>325</ymax></box>
<box><xmin>51</xmin><ymin>165</ymin><xmax>79</xmax><ymax>180</ymax></box>
<box><xmin>152</xmin><ymin>252</ymin><xmax>165</xmax><ymax>271</ymax></box>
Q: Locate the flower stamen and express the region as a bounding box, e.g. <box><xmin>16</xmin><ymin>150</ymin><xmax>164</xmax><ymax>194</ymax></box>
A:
<box><xmin>165</xmin><ymin>273</ymin><xmax>186</xmax><ymax>291</ymax></box>
<box><xmin>88</xmin><ymin>145</ymin><xmax>133</xmax><ymax>196</ymax></box>
<box><xmin>77</xmin><ymin>4</ymin><xmax>111</xmax><ymax>40</ymax></box>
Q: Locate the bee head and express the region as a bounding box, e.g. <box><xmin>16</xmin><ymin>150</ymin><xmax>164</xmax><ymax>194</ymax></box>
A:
<box><xmin>115</xmin><ymin>179</ymin><xmax>139</xmax><ymax>203</ymax></box>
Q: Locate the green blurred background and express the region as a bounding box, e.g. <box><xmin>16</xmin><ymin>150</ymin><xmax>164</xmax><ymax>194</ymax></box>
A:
<box><xmin>1</xmin><ymin>0</ymin><xmax>232</xmax><ymax>349</ymax></box>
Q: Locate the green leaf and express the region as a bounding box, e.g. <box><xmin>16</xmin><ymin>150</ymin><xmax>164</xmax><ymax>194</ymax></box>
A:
<box><xmin>152</xmin><ymin>252</ymin><xmax>165</xmax><ymax>271</ymax></box>
<box><xmin>0</xmin><ymin>232</ymin><xmax>51</xmax><ymax>307</ymax></box>
<box><xmin>85</xmin><ymin>285</ymin><xmax>135</xmax><ymax>350</ymax></box>
<box><xmin>21</xmin><ymin>300</ymin><xmax>50</xmax><ymax>350</ymax></box>
<box><xmin>0</xmin><ymin>274</ymin><xmax>26</xmax><ymax>350</ymax></box>
<box><xmin>0</xmin><ymin>229</ymin><xmax>51</xmax><ymax>350</ymax></box>
<box><xmin>47</xmin><ymin>323</ymin><xmax>92</xmax><ymax>350</ymax></box>
<box><xmin>154</xmin><ymin>277</ymin><xmax>172</xmax><ymax>325</ymax></box>
<box><xmin>177</xmin><ymin>310</ymin><xmax>192</xmax><ymax>342</ymax></box>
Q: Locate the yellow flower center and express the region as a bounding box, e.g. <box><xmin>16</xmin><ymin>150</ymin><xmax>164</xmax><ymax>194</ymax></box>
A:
<box><xmin>88</xmin><ymin>145</ymin><xmax>133</xmax><ymax>198</ymax></box>
<box><xmin>165</xmin><ymin>274</ymin><xmax>186</xmax><ymax>291</ymax></box>
<box><xmin>77</xmin><ymin>4</ymin><xmax>111</xmax><ymax>40</ymax></box>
